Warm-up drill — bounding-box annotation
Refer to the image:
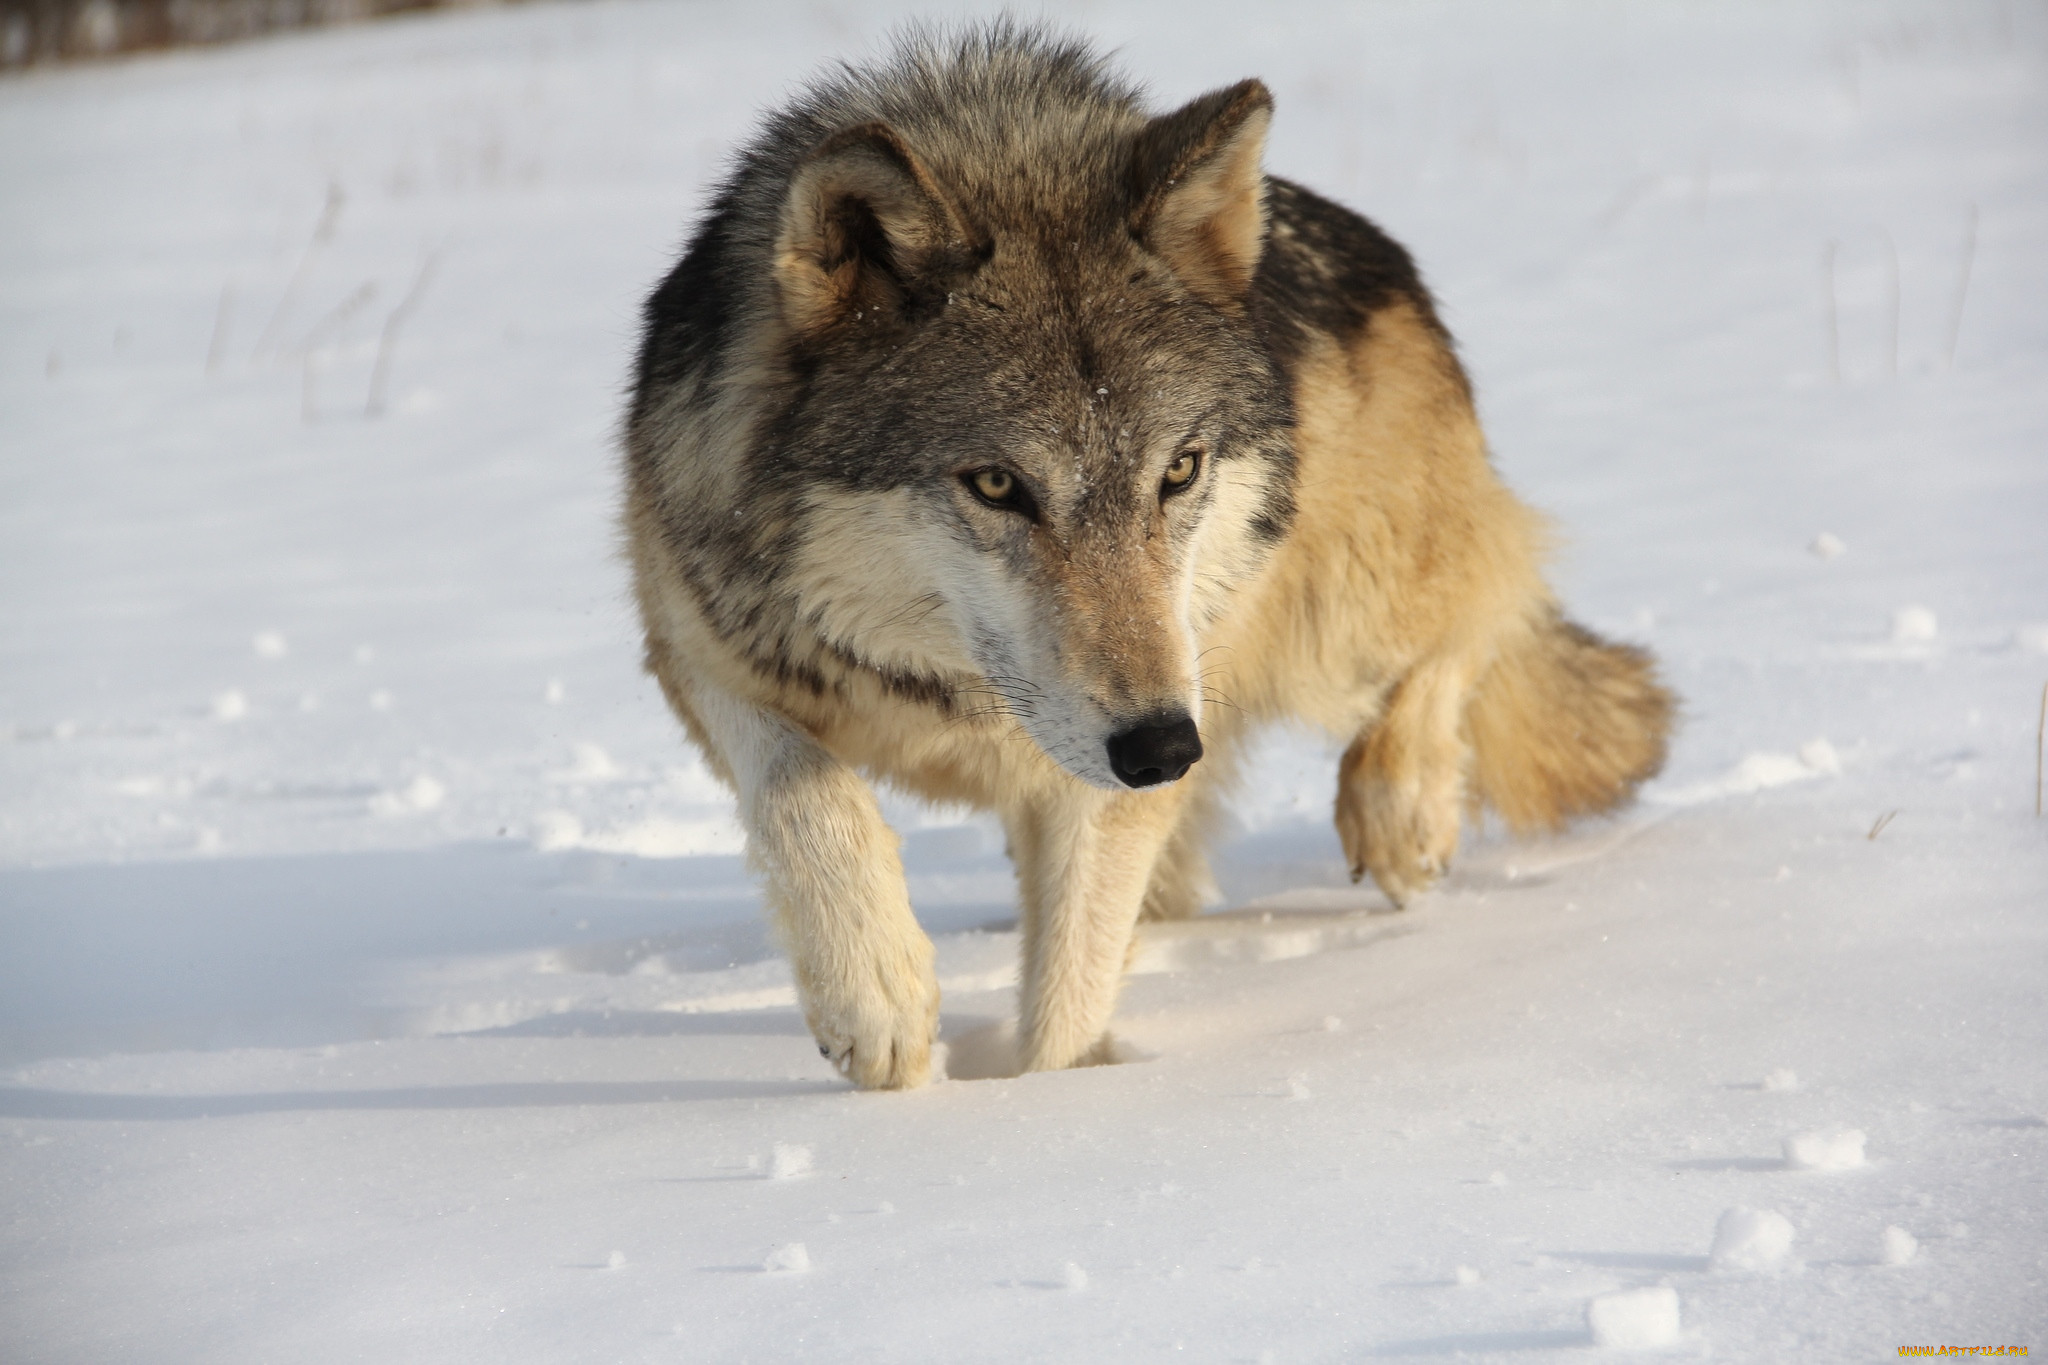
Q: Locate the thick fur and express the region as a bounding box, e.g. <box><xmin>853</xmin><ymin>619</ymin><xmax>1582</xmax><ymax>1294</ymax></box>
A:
<box><xmin>623</xmin><ymin>24</ymin><xmax>1673</xmax><ymax>1089</ymax></box>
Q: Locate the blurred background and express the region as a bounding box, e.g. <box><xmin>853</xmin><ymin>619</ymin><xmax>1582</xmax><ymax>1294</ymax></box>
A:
<box><xmin>2</xmin><ymin>0</ymin><xmax>489</xmax><ymax>70</ymax></box>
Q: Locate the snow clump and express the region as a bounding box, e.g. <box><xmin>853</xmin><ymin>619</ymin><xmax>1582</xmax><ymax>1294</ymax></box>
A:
<box><xmin>1060</xmin><ymin>1262</ymin><xmax>1088</xmax><ymax>1291</ymax></box>
<box><xmin>370</xmin><ymin>775</ymin><xmax>445</xmax><ymax>816</ymax></box>
<box><xmin>252</xmin><ymin>631</ymin><xmax>288</xmax><ymax>659</ymax></box>
<box><xmin>1652</xmin><ymin>741</ymin><xmax>1839</xmax><ymax>805</ymax></box>
<box><xmin>769</xmin><ymin>1143</ymin><xmax>813</xmax><ymax>1180</ymax></box>
<box><xmin>532</xmin><ymin>810</ymin><xmax>583</xmax><ymax>852</ymax></box>
<box><xmin>1891</xmin><ymin>606</ymin><xmax>1938</xmax><ymax>643</ymax></box>
<box><xmin>1710</xmin><ymin>1207</ymin><xmax>1796</xmax><ymax>1271</ymax></box>
<box><xmin>762</xmin><ymin>1243</ymin><xmax>810</xmax><ymax>1274</ymax></box>
<box><xmin>554</xmin><ymin>743</ymin><xmax>620</xmax><ymax>783</ymax></box>
<box><xmin>1586</xmin><ymin>1285</ymin><xmax>1682</xmax><ymax>1348</ymax></box>
<box><xmin>1881</xmin><ymin>1225</ymin><xmax>1918</xmax><ymax>1266</ymax></box>
<box><xmin>1762</xmin><ymin>1068</ymin><xmax>1800</xmax><ymax>1093</ymax></box>
<box><xmin>1783</xmin><ymin>1128</ymin><xmax>1866</xmax><ymax>1170</ymax></box>
<box><xmin>1453</xmin><ymin>1265</ymin><xmax>1481</xmax><ymax>1286</ymax></box>
<box><xmin>1809</xmin><ymin>531</ymin><xmax>1845</xmax><ymax>559</ymax></box>
<box><xmin>1795</xmin><ymin>738</ymin><xmax>1840</xmax><ymax>775</ymax></box>
<box><xmin>211</xmin><ymin>689</ymin><xmax>248</xmax><ymax>721</ymax></box>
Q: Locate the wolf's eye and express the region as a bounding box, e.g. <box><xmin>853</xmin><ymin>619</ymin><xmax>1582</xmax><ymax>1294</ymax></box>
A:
<box><xmin>965</xmin><ymin>467</ymin><xmax>1034</xmax><ymax>517</ymax></box>
<box><xmin>1161</xmin><ymin>447</ymin><xmax>1203</xmax><ymax>497</ymax></box>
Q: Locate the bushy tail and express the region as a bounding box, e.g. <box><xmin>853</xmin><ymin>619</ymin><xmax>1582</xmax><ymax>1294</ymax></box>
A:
<box><xmin>1465</xmin><ymin>611</ymin><xmax>1674</xmax><ymax>833</ymax></box>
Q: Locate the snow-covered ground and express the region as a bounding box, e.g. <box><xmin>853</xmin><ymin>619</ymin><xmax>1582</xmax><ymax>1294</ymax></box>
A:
<box><xmin>3</xmin><ymin>2</ymin><xmax>2046</xmax><ymax>1359</ymax></box>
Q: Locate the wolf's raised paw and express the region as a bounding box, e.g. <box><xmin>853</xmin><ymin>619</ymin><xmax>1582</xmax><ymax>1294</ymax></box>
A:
<box><xmin>1335</xmin><ymin>774</ymin><xmax>1461</xmax><ymax>909</ymax></box>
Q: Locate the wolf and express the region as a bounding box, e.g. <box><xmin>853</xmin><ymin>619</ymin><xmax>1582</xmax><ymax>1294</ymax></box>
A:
<box><xmin>623</xmin><ymin>24</ymin><xmax>1673</xmax><ymax>1089</ymax></box>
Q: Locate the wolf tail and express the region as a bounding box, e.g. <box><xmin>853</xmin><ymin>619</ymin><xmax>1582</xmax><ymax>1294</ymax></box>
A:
<box><xmin>1465</xmin><ymin>610</ymin><xmax>1675</xmax><ymax>832</ymax></box>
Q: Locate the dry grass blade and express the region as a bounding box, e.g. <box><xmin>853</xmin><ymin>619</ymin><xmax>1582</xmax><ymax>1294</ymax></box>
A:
<box><xmin>366</xmin><ymin>252</ymin><xmax>441</xmax><ymax>417</ymax></box>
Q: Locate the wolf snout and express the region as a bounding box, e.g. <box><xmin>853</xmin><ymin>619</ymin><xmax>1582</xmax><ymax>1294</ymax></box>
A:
<box><xmin>1104</xmin><ymin>712</ymin><xmax>1203</xmax><ymax>788</ymax></box>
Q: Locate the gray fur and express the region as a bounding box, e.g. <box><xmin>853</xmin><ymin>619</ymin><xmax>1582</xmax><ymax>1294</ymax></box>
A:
<box><xmin>626</xmin><ymin>22</ymin><xmax>1327</xmax><ymax>712</ymax></box>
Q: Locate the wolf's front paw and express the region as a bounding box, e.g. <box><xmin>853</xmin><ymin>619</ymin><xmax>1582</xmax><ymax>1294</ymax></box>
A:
<box><xmin>796</xmin><ymin>935</ymin><xmax>940</xmax><ymax>1090</ymax></box>
<box><xmin>1335</xmin><ymin>772</ymin><xmax>1461</xmax><ymax>909</ymax></box>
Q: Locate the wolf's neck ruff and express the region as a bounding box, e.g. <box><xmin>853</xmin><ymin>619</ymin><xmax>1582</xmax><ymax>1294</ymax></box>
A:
<box><xmin>624</xmin><ymin>23</ymin><xmax>1672</xmax><ymax>1088</ymax></box>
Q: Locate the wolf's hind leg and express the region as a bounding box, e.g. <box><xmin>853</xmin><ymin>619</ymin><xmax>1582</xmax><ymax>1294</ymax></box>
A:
<box><xmin>689</xmin><ymin>685</ymin><xmax>938</xmax><ymax>1090</ymax></box>
<box><xmin>1334</xmin><ymin>657</ymin><xmax>1478</xmax><ymax>907</ymax></box>
<box><xmin>1010</xmin><ymin>786</ymin><xmax>1184</xmax><ymax>1072</ymax></box>
<box><xmin>1137</xmin><ymin>836</ymin><xmax>1212</xmax><ymax>924</ymax></box>
<box><xmin>1137</xmin><ymin>770</ymin><xmax>1222</xmax><ymax>923</ymax></box>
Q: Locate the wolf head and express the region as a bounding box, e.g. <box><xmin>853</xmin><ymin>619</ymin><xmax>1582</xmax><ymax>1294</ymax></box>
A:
<box><xmin>635</xmin><ymin>30</ymin><xmax>1297</xmax><ymax>791</ymax></box>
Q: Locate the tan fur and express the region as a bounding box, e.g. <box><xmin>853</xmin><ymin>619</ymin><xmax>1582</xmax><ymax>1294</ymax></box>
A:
<box><xmin>624</xmin><ymin>37</ymin><xmax>1672</xmax><ymax>1087</ymax></box>
<box><xmin>1134</xmin><ymin>83</ymin><xmax>1273</xmax><ymax>307</ymax></box>
<box><xmin>628</xmin><ymin>291</ymin><xmax>1671</xmax><ymax>1082</ymax></box>
<box><xmin>1464</xmin><ymin>617</ymin><xmax>1672</xmax><ymax>833</ymax></box>
<box><xmin>1198</xmin><ymin>304</ymin><xmax>1594</xmax><ymax>905</ymax></box>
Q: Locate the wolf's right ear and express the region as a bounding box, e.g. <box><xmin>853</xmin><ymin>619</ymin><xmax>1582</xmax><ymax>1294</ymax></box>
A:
<box><xmin>1130</xmin><ymin>79</ymin><xmax>1274</xmax><ymax>308</ymax></box>
<box><xmin>774</xmin><ymin>123</ymin><xmax>976</xmax><ymax>338</ymax></box>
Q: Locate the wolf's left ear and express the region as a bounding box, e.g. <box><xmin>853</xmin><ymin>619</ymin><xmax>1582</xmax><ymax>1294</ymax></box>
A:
<box><xmin>1130</xmin><ymin>79</ymin><xmax>1274</xmax><ymax>307</ymax></box>
<box><xmin>774</xmin><ymin>122</ymin><xmax>977</xmax><ymax>338</ymax></box>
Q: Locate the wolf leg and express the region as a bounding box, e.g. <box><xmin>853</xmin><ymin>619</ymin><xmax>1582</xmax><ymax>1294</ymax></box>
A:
<box><xmin>1009</xmin><ymin>785</ymin><xmax>1184</xmax><ymax>1072</ymax></box>
<box><xmin>690</xmin><ymin>685</ymin><xmax>938</xmax><ymax>1089</ymax></box>
<box><xmin>1333</xmin><ymin>655</ymin><xmax>1479</xmax><ymax>907</ymax></box>
<box><xmin>1137</xmin><ymin>767</ymin><xmax>1222</xmax><ymax>923</ymax></box>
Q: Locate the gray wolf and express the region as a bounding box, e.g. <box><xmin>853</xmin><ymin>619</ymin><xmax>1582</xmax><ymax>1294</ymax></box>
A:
<box><xmin>623</xmin><ymin>24</ymin><xmax>1672</xmax><ymax>1088</ymax></box>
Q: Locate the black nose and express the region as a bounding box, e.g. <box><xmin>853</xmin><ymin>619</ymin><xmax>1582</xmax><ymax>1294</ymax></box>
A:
<box><xmin>1104</xmin><ymin>712</ymin><xmax>1203</xmax><ymax>788</ymax></box>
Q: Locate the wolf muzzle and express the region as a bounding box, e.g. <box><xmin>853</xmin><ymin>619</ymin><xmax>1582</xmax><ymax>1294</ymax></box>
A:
<box><xmin>1104</xmin><ymin>711</ymin><xmax>1203</xmax><ymax>788</ymax></box>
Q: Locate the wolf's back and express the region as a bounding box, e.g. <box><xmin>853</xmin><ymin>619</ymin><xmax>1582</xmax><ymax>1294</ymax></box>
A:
<box><xmin>1465</xmin><ymin>613</ymin><xmax>1673</xmax><ymax>832</ymax></box>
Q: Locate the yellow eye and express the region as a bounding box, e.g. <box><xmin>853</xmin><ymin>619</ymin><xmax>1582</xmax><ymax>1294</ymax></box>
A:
<box><xmin>1162</xmin><ymin>448</ymin><xmax>1202</xmax><ymax>492</ymax></box>
<box><xmin>971</xmin><ymin>468</ymin><xmax>1015</xmax><ymax>503</ymax></box>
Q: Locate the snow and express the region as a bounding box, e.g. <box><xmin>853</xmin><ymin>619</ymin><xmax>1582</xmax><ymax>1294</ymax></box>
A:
<box><xmin>1797</xmin><ymin>737</ymin><xmax>1843</xmax><ymax>775</ymax></box>
<box><xmin>1883</xmin><ymin>1224</ymin><xmax>1921</xmax><ymax>1267</ymax></box>
<box><xmin>3</xmin><ymin>1</ymin><xmax>2046</xmax><ymax>1362</ymax></box>
<box><xmin>1586</xmin><ymin>1285</ymin><xmax>1684</xmax><ymax>1349</ymax></box>
<box><xmin>1709</xmin><ymin>1207</ymin><xmax>1798</xmax><ymax>1273</ymax></box>
<box><xmin>368</xmin><ymin>771</ymin><xmax>446</xmax><ymax>815</ymax></box>
<box><xmin>769</xmin><ymin>1141</ymin><xmax>814</xmax><ymax>1181</ymax></box>
<box><xmin>1650</xmin><ymin>743</ymin><xmax>1841</xmax><ymax>805</ymax></box>
<box><xmin>1893</xmin><ymin>605</ymin><xmax>1942</xmax><ymax>643</ymax></box>
<box><xmin>762</xmin><ymin>1242</ymin><xmax>811</xmax><ymax>1275</ymax></box>
<box><xmin>1784</xmin><ymin>1127</ymin><xmax>1870</xmax><ymax>1171</ymax></box>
